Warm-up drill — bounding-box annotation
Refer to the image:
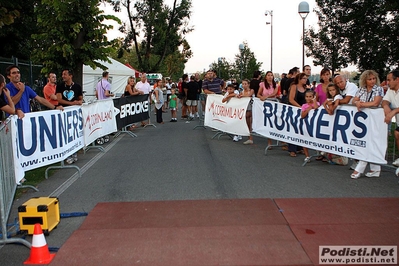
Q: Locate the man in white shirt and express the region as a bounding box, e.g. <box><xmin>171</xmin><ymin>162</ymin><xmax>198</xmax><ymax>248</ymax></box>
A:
<box><xmin>382</xmin><ymin>69</ymin><xmax>399</xmax><ymax>168</ymax></box>
<box><xmin>334</xmin><ymin>74</ymin><xmax>359</xmax><ymax>170</ymax></box>
<box><xmin>334</xmin><ymin>75</ymin><xmax>358</xmax><ymax>105</ymax></box>
<box><xmin>135</xmin><ymin>74</ymin><xmax>152</xmax><ymax>126</ymax></box>
<box><xmin>136</xmin><ymin>74</ymin><xmax>151</xmax><ymax>95</ymax></box>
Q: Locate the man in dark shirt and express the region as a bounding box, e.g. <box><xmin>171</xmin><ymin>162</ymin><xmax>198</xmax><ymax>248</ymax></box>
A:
<box><xmin>249</xmin><ymin>70</ymin><xmax>262</xmax><ymax>96</ymax></box>
<box><xmin>185</xmin><ymin>75</ymin><xmax>200</xmax><ymax>120</ymax></box>
<box><xmin>281</xmin><ymin>67</ymin><xmax>299</xmax><ymax>104</ymax></box>
<box><xmin>180</xmin><ymin>74</ymin><xmax>189</xmax><ymax>118</ymax></box>
<box><xmin>303</xmin><ymin>65</ymin><xmax>312</xmax><ymax>88</ymax></box>
<box><xmin>280</xmin><ymin>73</ymin><xmax>287</xmax><ymax>95</ymax></box>
<box><xmin>202</xmin><ymin>70</ymin><xmax>224</xmax><ymax>95</ymax></box>
<box><xmin>194</xmin><ymin>73</ymin><xmax>203</xmax><ymax>118</ymax></box>
<box><xmin>56</xmin><ymin>69</ymin><xmax>83</xmax><ymax>164</ymax></box>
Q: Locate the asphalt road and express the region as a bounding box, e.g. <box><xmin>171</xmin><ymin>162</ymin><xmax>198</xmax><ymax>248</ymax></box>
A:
<box><xmin>1</xmin><ymin>109</ymin><xmax>399</xmax><ymax>265</ymax></box>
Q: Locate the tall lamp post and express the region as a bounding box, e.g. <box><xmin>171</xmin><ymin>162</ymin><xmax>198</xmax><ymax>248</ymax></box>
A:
<box><xmin>239</xmin><ymin>43</ymin><xmax>244</xmax><ymax>81</ymax></box>
<box><xmin>265</xmin><ymin>10</ymin><xmax>273</xmax><ymax>72</ymax></box>
<box><xmin>298</xmin><ymin>1</ymin><xmax>309</xmax><ymax>68</ymax></box>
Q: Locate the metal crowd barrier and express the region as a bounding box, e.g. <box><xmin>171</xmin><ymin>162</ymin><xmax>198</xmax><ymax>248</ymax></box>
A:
<box><xmin>0</xmin><ymin>118</ymin><xmax>31</xmax><ymax>248</ymax></box>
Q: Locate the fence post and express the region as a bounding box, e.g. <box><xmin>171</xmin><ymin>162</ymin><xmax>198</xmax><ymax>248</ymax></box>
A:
<box><xmin>0</xmin><ymin>118</ymin><xmax>31</xmax><ymax>248</ymax></box>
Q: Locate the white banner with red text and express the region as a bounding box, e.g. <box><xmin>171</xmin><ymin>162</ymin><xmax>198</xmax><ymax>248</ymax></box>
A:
<box><xmin>252</xmin><ymin>98</ymin><xmax>387</xmax><ymax>164</ymax></box>
<box><xmin>11</xmin><ymin>106</ymin><xmax>85</xmax><ymax>183</ymax></box>
<box><xmin>204</xmin><ymin>94</ymin><xmax>250</xmax><ymax>136</ymax></box>
<box><xmin>81</xmin><ymin>99</ymin><xmax>117</xmax><ymax>146</ymax></box>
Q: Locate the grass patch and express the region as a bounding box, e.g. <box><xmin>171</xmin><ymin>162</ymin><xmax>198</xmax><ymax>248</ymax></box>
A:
<box><xmin>387</xmin><ymin>123</ymin><xmax>397</xmax><ymax>163</ymax></box>
<box><xmin>15</xmin><ymin>165</ymin><xmax>57</xmax><ymax>199</ymax></box>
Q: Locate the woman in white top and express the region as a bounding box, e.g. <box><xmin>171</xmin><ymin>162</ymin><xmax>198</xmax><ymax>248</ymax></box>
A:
<box><xmin>350</xmin><ymin>70</ymin><xmax>384</xmax><ymax>179</ymax></box>
<box><xmin>154</xmin><ymin>79</ymin><xmax>165</xmax><ymax>124</ymax></box>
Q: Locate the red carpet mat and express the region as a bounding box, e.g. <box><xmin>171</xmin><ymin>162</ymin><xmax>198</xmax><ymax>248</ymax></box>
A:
<box><xmin>50</xmin><ymin>199</ymin><xmax>311</xmax><ymax>266</ymax></box>
<box><xmin>50</xmin><ymin>198</ymin><xmax>399</xmax><ymax>266</ymax></box>
<box><xmin>274</xmin><ymin>198</ymin><xmax>399</xmax><ymax>265</ymax></box>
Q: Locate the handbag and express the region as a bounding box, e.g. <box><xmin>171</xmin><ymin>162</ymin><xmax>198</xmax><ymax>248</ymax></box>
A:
<box><xmin>327</xmin><ymin>153</ymin><xmax>349</xmax><ymax>166</ymax></box>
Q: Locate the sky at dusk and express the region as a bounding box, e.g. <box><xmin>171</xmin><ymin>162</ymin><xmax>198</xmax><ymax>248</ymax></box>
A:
<box><xmin>104</xmin><ymin>0</ymin><xmax>356</xmax><ymax>76</ymax></box>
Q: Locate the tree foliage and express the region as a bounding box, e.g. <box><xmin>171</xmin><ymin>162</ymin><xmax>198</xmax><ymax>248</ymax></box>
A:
<box><xmin>234</xmin><ymin>42</ymin><xmax>262</xmax><ymax>81</ymax></box>
<box><xmin>0</xmin><ymin>2</ymin><xmax>21</xmax><ymax>28</ymax></box>
<box><xmin>304</xmin><ymin>0</ymin><xmax>399</xmax><ymax>77</ymax></box>
<box><xmin>303</xmin><ymin>5</ymin><xmax>349</xmax><ymax>75</ymax></box>
<box><xmin>31</xmin><ymin>0</ymin><xmax>120</xmax><ymax>85</ymax></box>
<box><xmin>0</xmin><ymin>1</ymin><xmax>38</xmax><ymax>59</ymax></box>
<box><xmin>209</xmin><ymin>42</ymin><xmax>262</xmax><ymax>82</ymax></box>
<box><xmin>107</xmin><ymin>0</ymin><xmax>193</xmax><ymax>74</ymax></box>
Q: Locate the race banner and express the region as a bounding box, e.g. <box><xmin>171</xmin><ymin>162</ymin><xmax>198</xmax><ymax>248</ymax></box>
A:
<box><xmin>81</xmin><ymin>99</ymin><xmax>117</xmax><ymax>146</ymax></box>
<box><xmin>10</xmin><ymin>106</ymin><xmax>85</xmax><ymax>174</ymax></box>
<box><xmin>113</xmin><ymin>95</ymin><xmax>149</xmax><ymax>129</ymax></box>
<box><xmin>204</xmin><ymin>94</ymin><xmax>250</xmax><ymax>136</ymax></box>
<box><xmin>252</xmin><ymin>98</ymin><xmax>387</xmax><ymax>164</ymax></box>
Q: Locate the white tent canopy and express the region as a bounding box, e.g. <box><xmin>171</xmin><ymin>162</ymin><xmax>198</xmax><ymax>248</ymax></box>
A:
<box><xmin>83</xmin><ymin>57</ymin><xmax>136</xmax><ymax>100</ymax></box>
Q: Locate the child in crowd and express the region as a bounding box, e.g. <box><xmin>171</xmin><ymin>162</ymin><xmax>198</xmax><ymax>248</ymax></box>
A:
<box><xmin>222</xmin><ymin>84</ymin><xmax>241</xmax><ymax>141</ymax></box>
<box><xmin>222</xmin><ymin>84</ymin><xmax>239</xmax><ymax>103</ymax></box>
<box><xmin>323</xmin><ymin>83</ymin><xmax>343</xmax><ymax>115</ymax></box>
<box><xmin>169</xmin><ymin>88</ymin><xmax>178</xmax><ymax>122</ymax></box>
<box><xmin>301</xmin><ymin>90</ymin><xmax>320</xmax><ymax>162</ymax></box>
<box><xmin>238</xmin><ymin>79</ymin><xmax>255</xmax><ymax>144</ymax></box>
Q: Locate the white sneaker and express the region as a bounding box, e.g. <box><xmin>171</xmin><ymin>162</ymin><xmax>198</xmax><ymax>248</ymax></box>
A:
<box><xmin>233</xmin><ymin>135</ymin><xmax>239</xmax><ymax>142</ymax></box>
<box><xmin>65</xmin><ymin>157</ymin><xmax>74</xmax><ymax>164</ymax></box>
<box><xmin>395</xmin><ymin>168</ymin><xmax>399</xmax><ymax>177</ymax></box>
<box><xmin>393</xmin><ymin>158</ymin><xmax>399</xmax><ymax>167</ymax></box>
<box><xmin>196</xmin><ymin>113</ymin><xmax>200</xmax><ymax>118</ymax></box>
<box><xmin>238</xmin><ymin>135</ymin><xmax>242</xmax><ymax>140</ymax></box>
<box><xmin>72</xmin><ymin>154</ymin><xmax>78</xmax><ymax>162</ymax></box>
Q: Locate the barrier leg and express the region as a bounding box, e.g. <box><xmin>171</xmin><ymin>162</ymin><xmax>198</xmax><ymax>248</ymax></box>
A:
<box><xmin>114</xmin><ymin>125</ymin><xmax>137</xmax><ymax>138</ymax></box>
<box><xmin>84</xmin><ymin>141</ymin><xmax>105</xmax><ymax>153</ymax></box>
<box><xmin>263</xmin><ymin>140</ymin><xmax>288</xmax><ymax>155</ymax></box>
<box><xmin>45</xmin><ymin>160</ymin><xmax>81</xmax><ymax>179</ymax></box>
<box><xmin>193</xmin><ymin>103</ymin><xmax>206</xmax><ymax>130</ymax></box>
<box><xmin>144</xmin><ymin>103</ymin><xmax>156</xmax><ymax>128</ymax></box>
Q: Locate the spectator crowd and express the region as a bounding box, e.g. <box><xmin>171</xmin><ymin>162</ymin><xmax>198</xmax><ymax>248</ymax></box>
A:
<box><xmin>1</xmin><ymin>64</ymin><xmax>399</xmax><ymax>179</ymax></box>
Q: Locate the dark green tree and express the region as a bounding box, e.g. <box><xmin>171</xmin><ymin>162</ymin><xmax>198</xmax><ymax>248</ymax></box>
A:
<box><xmin>0</xmin><ymin>1</ymin><xmax>38</xmax><ymax>59</ymax></box>
<box><xmin>304</xmin><ymin>0</ymin><xmax>399</xmax><ymax>78</ymax></box>
<box><xmin>107</xmin><ymin>0</ymin><xmax>193</xmax><ymax>73</ymax></box>
<box><xmin>208</xmin><ymin>42</ymin><xmax>262</xmax><ymax>82</ymax></box>
<box><xmin>210</xmin><ymin>57</ymin><xmax>231</xmax><ymax>81</ymax></box>
<box><xmin>32</xmin><ymin>0</ymin><xmax>120</xmax><ymax>85</ymax></box>
<box><xmin>234</xmin><ymin>42</ymin><xmax>263</xmax><ymax>81</ymax></box>
<box><xmin>0</xmin><ymin>2</ymin><xmax>20</xmax><ymax>27</ymax></box>
<box><xmin>341</xmin><ymin>0</ymin><xmax>398</xmax><ymax>77</ymax></box>
<box><xmin>304</xmin><ymin>2</ymin><xmax>350</xmax><ymax>75</ymax></box>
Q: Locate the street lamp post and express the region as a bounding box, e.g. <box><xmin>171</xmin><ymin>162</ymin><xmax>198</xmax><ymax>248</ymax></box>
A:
<box><xmin>298</xmin><ymin>1</ymin><xmax>309</xmax><ymax>68</ymax></box>
<box><xmin>265</xmin><ymin>10</ymin><xmax>273</xmax><ymax>72</ymax></box>
<box><xmin>239</xmin><ymin>43</ymin><xmax>244</xmax><ymax>81</ymax></box>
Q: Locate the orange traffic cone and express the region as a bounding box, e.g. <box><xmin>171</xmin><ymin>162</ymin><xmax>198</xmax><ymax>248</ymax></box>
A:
<box><xmin>24</xmin><ymin>223</ymin><xmax>55</xmax><ymax>264</ymax></box>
